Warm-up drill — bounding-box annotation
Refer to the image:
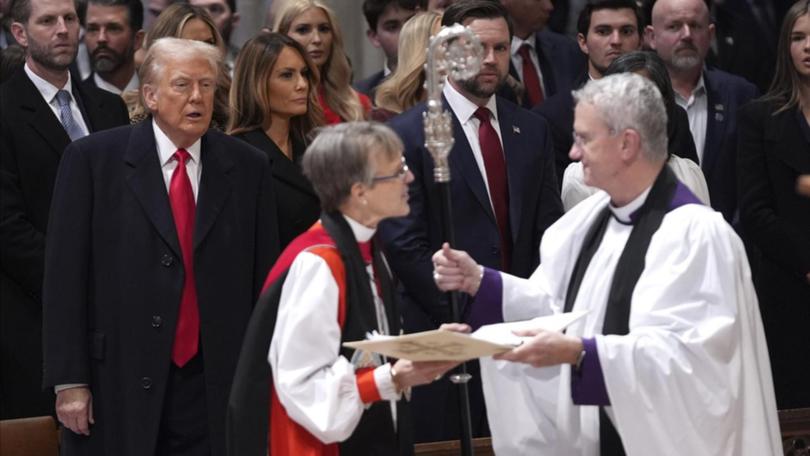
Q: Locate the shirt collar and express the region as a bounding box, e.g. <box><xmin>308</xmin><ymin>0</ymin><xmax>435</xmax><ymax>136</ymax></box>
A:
<box><xmin>25</xmin><ymin>62</ymin><xmax>72</xmax><ymax>104</ymax></box>
<box><xmin>342</xmin><ymin>214</ymin><xmax>376</xmax><ymax>242</ymax></box>
<box><xmin>675</xmin><ymin>74</ymin><xmax>707</xmax><ymax>103</ymax></box>
<box><xmin>93</xmin><ymin>72</ymin><xmax>139</xmax><ymax>95</ymax></box>
<box><xmin>443</xmin><ymin>78</ymin><xmax>499</xmax><ymax>124</ymax></box>
<box><xmin>153</xmin><ymin>118</ymin><xmax>202</xmax><ymax>167</ymax></box>
<box><xmin>609</xmin><ymin>185</ymin><xmax>651</xmax><ymax>224</ymax></box>
<box><xmin>511</xmin><ymin>35</ymin><xmax>536</xmax><ymax>57</ymax></box>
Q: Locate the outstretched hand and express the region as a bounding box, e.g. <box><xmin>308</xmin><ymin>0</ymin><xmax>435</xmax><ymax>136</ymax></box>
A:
<box><xmin>432</xmin><ymin>243</ymin><xmax>483</xmax><ymax>295</ymax></box>
<box><xmin>494</xmin><ymin>329</ymin><xmax>583</xmax><ymax>369</ymax></box>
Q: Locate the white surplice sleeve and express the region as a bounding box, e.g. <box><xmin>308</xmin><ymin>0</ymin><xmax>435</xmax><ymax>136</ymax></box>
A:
<box><xmin>268</xmin><ymin>251</ymin><xmax>398</xmax><ymax>444</ymax></box>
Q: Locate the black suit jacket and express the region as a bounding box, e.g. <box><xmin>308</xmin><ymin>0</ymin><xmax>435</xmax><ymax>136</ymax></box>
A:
<box><xmin>232</xmin><ymin>129</ymin><xmax>320</xmax><ymax>249</ymax></box>
<box><xmin>710</xmin><ymin>0</ymin><xmax>778</xmax><ymax>94</ymax></box>
<box><xmin>41</xmin><ymin>121</ymin><xmax>279</xmax><ymax>455</ymax></box>
<box><xmin>379</xmin><ymin>95</ymin><xmax>563</xmax><ymax>441</ymax></box>
<box><xmin>381</xmin><ymin>96</ymin><xmax>562</xmax><ymax>325</ymax></box>
<box><xmin>81</xmin><ymin>73</ymin><xmax>97</xmax><ymax>89</ymax></box>
<box><xmin>354</xmin><ymin>69</ymin><xmax>386</xmax><ymax>100</ymax></box>
<box><xmin>701</xmin><ymin>68</ymin><xmax>758</xmax><ymax>222</ymax></box>
<box><xmin>0</xmin><ymin>67</ymin><xmax>128</xmax><ymax>419</ymax></box>
<box><xmin>737</xmin><ymin>98</ymin><xmax>810</xmax><ymax>408</ymax></box>
<box><xmin>498</xmin><ymin>30</ymin><xmax>586</xmax><ymax>109</ymax></box>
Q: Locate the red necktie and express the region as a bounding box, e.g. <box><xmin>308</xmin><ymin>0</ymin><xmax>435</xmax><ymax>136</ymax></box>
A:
<box><xmin>358</xmin><ymin>241</ymin><xmax>373</xmax><ymax>264</ymax></box>
<box><xmin>473</xmin><ymin>107</ymin><xmax>512</xmax><ymax>272</ymax></box>
<box><xmin>169</xmin><ymin>149</ymin><xmax>199</xmax><ymax>367</ymax></box>
<box><xmin>518</xmin><ymin>44</ymin><xmax>543</xmax><ymax>107</ymax></box>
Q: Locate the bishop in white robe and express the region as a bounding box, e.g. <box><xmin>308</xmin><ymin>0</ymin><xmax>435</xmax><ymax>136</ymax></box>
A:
<box><xmin>433</xmin><ymin>73</ymin><xmax>781</xmax><ymax>456</ymax></box>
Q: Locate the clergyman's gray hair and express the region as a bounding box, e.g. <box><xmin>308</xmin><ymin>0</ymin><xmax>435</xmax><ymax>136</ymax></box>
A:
<box><xmin>139</xmin><ymin>37</ymin><xmax>221</xmax><ymax>87</ymax></box>
<box><xmin>573</xmin><ymin>73</ymin><xmax>668</xmax><ymax>163</ymax></box>
<box><xmin>302</xmin><ymin>122</ymin><xmax>404</xmax><ymax>212</ymax></box>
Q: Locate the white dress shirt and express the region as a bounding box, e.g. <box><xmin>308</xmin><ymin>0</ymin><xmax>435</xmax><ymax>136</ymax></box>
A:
<box><xmin>443</xmin><ymin>80</ymin><xmax>504</xmax><ymax>212</ymax></box>
<box><xmin>675</xmin><ymin>74</ymin><xmax>708</xmax><ymax>163</ymax></box>
<box><xmin>93</xmin><ymin>72</ymin><xmax>139</xmax><ymax>95</ymax></box>
<box><xmin>25</xmin><ymin>63</ymin><xmax>89</xmax><ymax>137</ymax></box>
<box><xmin>153</xmin><ymin>119</ymin><xmax>202</xmax><ymax>202</ymax></box>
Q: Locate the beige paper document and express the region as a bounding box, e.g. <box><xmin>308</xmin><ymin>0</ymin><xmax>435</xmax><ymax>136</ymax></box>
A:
<box><xmin>343</xmin><ymin>311</ymin><xmax>589</xmax><ymax>362</ymax></box>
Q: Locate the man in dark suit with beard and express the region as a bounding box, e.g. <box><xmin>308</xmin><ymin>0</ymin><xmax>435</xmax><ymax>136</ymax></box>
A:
<box><xmin>0</xmin><ymin>0</ymin><xmax>128</xmax><ymax>419</ymax></box>
<box><xmin>380</xmin><ymin>0</ymin><xmax>563</xmax><ymax>443</ymax></box>
<box><xmin>42</xmin><ymin>37</ymin><xmax>278</xmax><ymax>455</ymax></box>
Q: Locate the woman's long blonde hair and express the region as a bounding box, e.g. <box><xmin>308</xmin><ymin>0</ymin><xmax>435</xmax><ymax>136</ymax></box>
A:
<box><xmin>274</xmin><ymin>0</ymin><xmax>366</xmax><ymax>122</ymax></box>
<box><xmin>374</xmin><ymin>11</ymin><xmax>442</xmax><ymax>114</ymax></box>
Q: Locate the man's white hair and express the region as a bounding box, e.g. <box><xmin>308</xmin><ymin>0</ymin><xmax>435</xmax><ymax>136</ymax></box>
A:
<box><xmin>573</xmin><ymin>73</ymin><xmax>668</xmax><ymax>163</ymax></box>
<box><xmin>139</xmin><ymin>37</ymin><xmax>221</xmax><ymax>87</ymax></box>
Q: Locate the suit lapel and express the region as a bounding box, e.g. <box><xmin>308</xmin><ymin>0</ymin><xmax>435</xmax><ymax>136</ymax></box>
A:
<box><xmin>701</xmin><ymin>70</ymin><xmax>728</xmax><ymax>177</ymax></box>
<box><xmin>14</xmin><ymin>71</ymin><xmax>71</xmax><ymax>156</ymax></box>
<box><xmin>497</xmin><ymin>100</ymin><xmax>524</xmax><ymax>243</ymax></box>
<box><xmin>194</xmin><ymin>132</ymin><xmax>233</xmax><ymax>249</ymax></box>
<box><xmin>535</xmin><ymin>32</ymin><xmax>556</xmax><ymax>97</ymax></box>
<box><xmin>443</xmin><ymin>97</ymin><xmax>497</xmax><ymax>225</ymax></box>
<box><xmin>124</xmin><ymin>120</ymin><xmax>182</xmax><ymax>258</ymax></box>
<box><xmin>71</xmin><ymin>79</ymin><xmax>94</xmax><ymax>131</ymax></box>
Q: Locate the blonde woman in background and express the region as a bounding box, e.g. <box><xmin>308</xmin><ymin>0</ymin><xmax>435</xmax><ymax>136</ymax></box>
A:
<box><xmin>274</xmin><ymin>0</ymin><xmax>371</xmax><ymax>124</ymax></box>
<box><xmin>372</xmin><ymin>10</ymin><xmax>442</xmax><ymax>122</ymax></box>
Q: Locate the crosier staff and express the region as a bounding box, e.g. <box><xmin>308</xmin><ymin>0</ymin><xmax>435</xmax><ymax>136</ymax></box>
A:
<box><xmin>422</xmin><ymin>23</ymin><xmax>482</xmax><ymax>456</ymax></box>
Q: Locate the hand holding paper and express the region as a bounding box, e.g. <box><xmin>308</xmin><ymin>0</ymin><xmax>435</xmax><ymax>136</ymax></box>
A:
<box><xmin>493</xmin><ymin>328</ymin><xmax>585</xmax><ymax>368</ymax></box>
<box><xmin>343</xmin><ymin>311</ymin><xmax>588</xmax><ymax>362</ymax></box>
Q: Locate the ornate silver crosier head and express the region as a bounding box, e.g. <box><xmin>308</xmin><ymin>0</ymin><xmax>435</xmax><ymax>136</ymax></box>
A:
<box><xmin>423</xmin><ymin>23</ymin><xmax>483</xmax><ymax>183</ymax></box>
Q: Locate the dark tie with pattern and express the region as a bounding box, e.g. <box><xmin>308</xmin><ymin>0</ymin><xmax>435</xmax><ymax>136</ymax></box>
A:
<box><xmin>518</xmin><ymin>44</ymin><xmax>543</xmax><ymax>107</ymax></box>
<box><xmin>54</xmin><ymin>90</ymin><xmax>85</xmax><ymax>141</ymax></box>
<box><xmin>473</xmin><ymin>107</ymin><xmax>512</xmax><ymax>271</ymax></box>
<box><xmin>169</xmin><ymin>148</ymin><xmax>199</xmax><ymax>367</ymax></box>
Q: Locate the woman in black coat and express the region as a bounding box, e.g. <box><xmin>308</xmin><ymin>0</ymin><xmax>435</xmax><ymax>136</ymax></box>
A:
<box><xmin>737</xmin><ymin>0</ymin><xmax>810</xmax><ymax>409</ymax></box>
<box><xmin>229</xmin><ymin>32</ymin><xmax>324</xmax><ymax>248</ymax></box>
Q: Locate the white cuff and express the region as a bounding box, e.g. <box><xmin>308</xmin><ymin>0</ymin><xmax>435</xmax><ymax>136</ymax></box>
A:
<box><xmin>374</xmin><ymin>364</ymin><xmax>400</xmax><ymax>401</ymax></box>
<box><xmin>54</xmin><ymin>383</ymin><xmax>88</xmax><ymax>393</ymax></box>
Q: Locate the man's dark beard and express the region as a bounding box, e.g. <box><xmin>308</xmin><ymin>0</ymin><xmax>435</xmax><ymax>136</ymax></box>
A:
<box><xmin>457</xmin><ymin>74</ymin><xmax>504</xmax><ymax>99</ymax></box>
<box><xmin>91</xmin><ymin>45</ymin><xmax>124</xmax><ymax>74</ymax></box>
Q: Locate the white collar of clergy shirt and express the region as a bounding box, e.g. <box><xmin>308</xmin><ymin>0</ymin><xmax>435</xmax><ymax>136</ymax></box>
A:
<box><xmin>443</xmin><ymin>77</ymin><xmax>499</xmax><ymax>125</ymax></box>
<box><xmin>153</xmin><ymin>119</ymin><xmax>202</xmax><ymax>167</ymax></box>
<box><xmin>609</xmin><ymin>184</ymin><xmax>651</xmax><ymax>225</ymax></box>
<box><xmin>343</xmin><ymin>214</ymin><xmax>376</xmax><ymax>242</ymax></box>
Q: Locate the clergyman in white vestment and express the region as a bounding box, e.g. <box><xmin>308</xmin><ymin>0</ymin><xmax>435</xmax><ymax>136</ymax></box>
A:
<box><xmin>433</xmin><ymin>74</ymin><xmax>781</xmax><ymax>456</ymax></box>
